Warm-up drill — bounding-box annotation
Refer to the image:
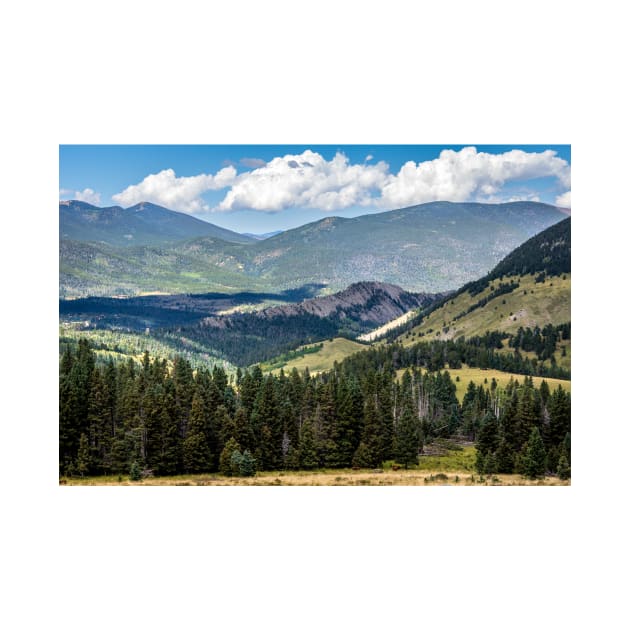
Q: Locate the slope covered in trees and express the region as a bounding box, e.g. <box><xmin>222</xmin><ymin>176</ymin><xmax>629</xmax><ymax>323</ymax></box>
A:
<box><xmin>60</xmin><ymin>339</ymin><xmax>569</xmax><ymax>479</ymax></box>
<box><xmin>60</xmin><ymin>201</ymin><xmax>567</xmax><ymax>297</ymax></box>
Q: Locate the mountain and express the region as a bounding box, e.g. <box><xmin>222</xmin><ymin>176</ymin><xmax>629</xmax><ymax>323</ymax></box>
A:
<box><xmin>59</xmin><ymin>200</ymin><xmax>254</xmax><ymax>246</ymax></box>
<box><xmin>392</xmin><ymin>217</ymin><xmax>571</xmax><ymax>347</ymax></box>
<box><xmin>168</xmin><ymin>281</ymin><xmax>444</xmax><ymax>365</ymax></box>
<box><xmin>59</xmin><ymin>200</ymin><xmax>567</xmax><ymax>298</ymax></box>
<box><xmin>238</xmin><ymin>201</ymin><xmax>567</xmax><ymax>292</ymax></box>
<box><xmin>59</xmin><ymin>237</ymin><xmax>268</xmax><ymax>298</ymax></box>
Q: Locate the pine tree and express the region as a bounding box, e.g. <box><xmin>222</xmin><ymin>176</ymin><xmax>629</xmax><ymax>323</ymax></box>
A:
<box><xmin>333</xmin><ymin>378</ymin><xmax>363</xmax><ymax>467</ymax></box>
<box><xmin>557</xmin><ymin>453</ymin><xmax>570</xmax><ymax>480</ymax></box>
<box><xmin>251</xmin><ymin>376</ymin><xmax>282</xmax><ymax>470</ymax></box>
<box><xmin>298</xmin><ymin>417</ymin><xmax>319</xmax><ymax>470</ymax></box>
<box><xmin>522</xmin><ymin>427</ymin><xmax>546</xmax><ymax>479</ymax></box>
<box><xmin>548</xmin><ymin>387</ymin><xmax>571</xmax><ymax>448</ymax></box>
<box><xmin>394</xmin><ymin>405</ymin><xmax>420</xmax><ymax>469</ymax></box>
<box><xmin>352</xmin><ymin>442</ymin><xmax>372</xmax><ymax>468</ymax></box>
<box><xmin>129</xmin><ymin>460</ymin><xmax>142</xmax><ymax>481</ymax></box>
<box><xmin>77</xmin><ymin>433</ymin><xmax>90</xmax><ymax>477</ymax></box>
<box><xmin>476</xmin><ymin>412</ymin><xmax>499</xmax><ymax>457</ymax></box>
<box><xmin>239</xmin><ymin>450</ymin><xmax>257</xmax><ymax>477</ymax></box>
<box><xmin>183</xmin><ymin>392</ymin><xmax>212</xmax><ymax>473</ymax></box>
<box><xmin>219</xmin><ymin>437</ymin><xmax>241</xmax><ymax>476</ymax></box>
<box><xmin>230</xmin><ymin>449</ymin><xmax>243</xmax><ymax>476</ymax></box>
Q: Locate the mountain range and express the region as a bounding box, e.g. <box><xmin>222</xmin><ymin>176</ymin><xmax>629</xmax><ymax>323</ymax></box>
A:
<box><xmin>59</xmin><ymin>199</ymin><xmax>568</xmax><ymax>298</ymax></box>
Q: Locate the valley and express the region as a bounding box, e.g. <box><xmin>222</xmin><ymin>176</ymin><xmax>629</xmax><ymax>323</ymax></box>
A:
<box><xmin>59</xmin><ymin>199</ymin><xmax>571</xmax><ymax>485</ymax></box>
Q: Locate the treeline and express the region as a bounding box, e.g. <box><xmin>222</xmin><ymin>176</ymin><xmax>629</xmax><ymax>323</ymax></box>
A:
<box><xmin>60</xmin><ymin>339</ymin><xmax>570</xmax><ymax>479</ymax></box>
<box><xmin>362</xmin><ymin>333</ymin><xmax>570</xmax><ymax>379</ymax></box>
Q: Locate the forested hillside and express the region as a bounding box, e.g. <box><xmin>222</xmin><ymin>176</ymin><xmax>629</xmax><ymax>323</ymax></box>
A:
<box><xmin>60</xmin><ymin>338</ymin><xmax>569</xmax><ymax>479</ymax></box>
<box><xmin>60</xmin><ymin>200</ymin><xmax>567</xmax><ymax>297</ymax></box>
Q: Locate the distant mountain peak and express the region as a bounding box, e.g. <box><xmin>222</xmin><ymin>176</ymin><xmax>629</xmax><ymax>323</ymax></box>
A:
<box><xmin>60</xmin><ymin>200</ymin><xmax>254</xmax><ymax>247</ymax></box>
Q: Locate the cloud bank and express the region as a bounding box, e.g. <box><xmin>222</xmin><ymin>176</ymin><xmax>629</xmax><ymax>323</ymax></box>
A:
<box><xmin>112</xmin><ymin>166</ymin><xmax>237</xmax><ymax>213</ymax></box>
<box><xmin>380</xmin><ymin>147</ymin><xmax>571</xmax><ymax>208</ymax></box>
<box><xmin>110</xmin><ymin>147</ymin><xmax>571</xmax><ymax>214</ymax></box>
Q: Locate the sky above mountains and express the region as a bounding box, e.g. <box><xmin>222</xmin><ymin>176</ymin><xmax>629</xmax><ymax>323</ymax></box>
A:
<box><xmin>59</xmin><ymin>145</ymin><xmax>571</xmax><ymax>232</ymax></box>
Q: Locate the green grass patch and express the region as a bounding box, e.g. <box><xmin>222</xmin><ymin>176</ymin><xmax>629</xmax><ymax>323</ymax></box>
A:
<box><xmin>400</xmin><ymin>273</ymin><xmax>571</xmax><ymax>345</ymax></box>
<box><xmin>265</xmin><ymin>337</ymin><xmax>366</xmax><ymax>374</ymax></box>
<box><xmin>414</xmin><ymin>445</ymin><xmax>477</xmax><ymax>471</ymax></box>
<box><xmin>395</xmin><ymin>365</ymin><xmax>570</xmax><ymax>402</ymax></box>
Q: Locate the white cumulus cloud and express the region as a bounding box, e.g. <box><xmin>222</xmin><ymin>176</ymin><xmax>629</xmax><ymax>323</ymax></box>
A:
<box><xmin>110</xmin><ymin>147</ymin><xmax>571</xmax><ymax>215</ymax></box>
<box><xmin>217</xmin><ymin>150</ymin><xmax>390</xmax><ymax>212</ymax></box>
<box><xmin>112</xmin><ymin>166</ymin><xmax>237</xmax><ymax>213</ymax></box>
<box><xmin>60</xmin><ymin>187</ymin><xmax>101</xmax><ymax>205</ymax></box>
<box><xmin>378</xmin><ymin>147</ymin><xmax>571</xmax><ymax>209</ymax></box>
<box><xmin>555</xmin><ymin>190</ymin><xmax>571</xmax><ymax>208</ymax></box>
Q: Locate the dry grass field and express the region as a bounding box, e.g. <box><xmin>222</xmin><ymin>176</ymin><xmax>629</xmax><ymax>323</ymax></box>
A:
<box><xmin>61</xmin><ymin>447</ymin><xmax>569</xmax><ymax>486</ymax></box>
<box><xmin>61</xmin><ymin>470</ymin><xmax>569</xmax><ymax>486</ymax></box>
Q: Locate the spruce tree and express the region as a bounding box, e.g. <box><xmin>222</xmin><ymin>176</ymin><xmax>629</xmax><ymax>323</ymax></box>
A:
<box><xmin>298</xmin><ymin>417</ymin><xmax>319</xmax><ymax>470</ymax></box>
<box><xmin>394</xmin><ymin>406</ymin><xmax>420</xmax><ymax>469</ymax></box>
<box><xmin>557</xmin><ymin>453</ymin><xmax>570</xmax><ymax>480</ymax></box>
<box><xmin>239</xmin><ymin>450</ymin><xmax>256</xmax><ymax>477</ymax></box>
<box><xmin>77</xmin><ymin>433</ymin><xmax>90</xmax><ymax>477</ymax></box>
<box><xmin>522</xmin><ymin>427</ymin><xmax>546</xmax><ymax>479</ymax></box>
<box><xmin>352</xmin><ymin>442</ymin><xmax>372</xmax><ymax>468</ymax></box>
<box><xmin>183</xmin><ymin>392</ymin><xmax>212</xmax><ymax>473</ymax></box>
<box><xmin>219</xmin><ymin>438</ymin><xmax>241</xmax><ymax>476</ymax></box>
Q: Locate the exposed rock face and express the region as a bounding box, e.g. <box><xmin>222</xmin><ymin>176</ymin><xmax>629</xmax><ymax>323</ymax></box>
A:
<box><xmin>202</xmin><ymin>281</ymin><xmax>446</xmax><ymax>329</ymax></box>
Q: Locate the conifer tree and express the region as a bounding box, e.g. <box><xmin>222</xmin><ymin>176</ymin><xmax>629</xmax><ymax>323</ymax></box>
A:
<box><xmin>298</xmin><ymin>417</ymin><xmax>319</xmax><ymax>470</ymax></box>
<box><xmin>522</xmin><ymin>427</ymin><xmax>546</xmax><ymax>479</ymax></box>
<box><xmin>476</xmin><ymin>412</ymin><xmax>499</xmax><ymax>458</ymax></box>
<box><xmin>332</xmin><ymin>378</ymin><xmax>363</xmax><ymax>467</ymax></box>
<box><xmin>87</xmin><ymin>369</ymin><xmax>111</xmax><ymax>474</ymax></box>
<box><xmin>251</xmin><ymin>376</ymin><xmax>282</xmax><ymax>469</ymax></box>
<box><xmin>183</xmin><ymin>392</ymin><xmax>212</xmax><ymax>473</ymax></box>
<box><xmin>77</xmin><ymin>433</ymin><xmax>90</xmax><ymax>477</ymax></box>
<box><xmin>219</xmin><ymin>437</ymin><xmax>241</xmax><ymax>476</ymax></box>
<box><xmin>352</xmin><ymin>442</ymin><xmax>372</xmax><ymax>468</ymax></box>
<box><xmin>548</xmin><ymin>387</ymin><xmax>571</xmax><ymax>448</ymax></box>
<box><xmin>239</xmin><ymin>450</ymin><xmax>256</xmax><ymax>476</ymax></box>
<box><xmin>394</xmin><ymin>404</ymin><xmax>420</xmax><ymax>469</ymax></box>
<box><xmin>557</xmin><ymin>453</ymin><xmax>570</xmax><ymax>480</ymax></box>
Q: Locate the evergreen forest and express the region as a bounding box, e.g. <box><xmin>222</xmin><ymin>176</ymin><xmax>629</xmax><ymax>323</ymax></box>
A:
<box><xmin>60</xmin><ymin>338</ymin><xmax>570</xmax><ymax>479</ymax></box>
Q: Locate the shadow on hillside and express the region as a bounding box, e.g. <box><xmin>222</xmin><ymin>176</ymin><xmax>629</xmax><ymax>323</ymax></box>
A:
<box><xmin>59</xmin><ymin>283</ymin><xmax>328</xmax><ymax>330</ymax></box>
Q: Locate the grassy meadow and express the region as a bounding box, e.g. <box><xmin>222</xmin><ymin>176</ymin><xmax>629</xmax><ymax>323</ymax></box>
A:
<box><xmin>264</xmin><ymin>337</ymin><xmax>366</xmax><ymax>375</ymax></box>
<box><xmin>60</xmin><ymin>446</ymin><xmax>569</xmax><ymax>486</ymax></box>
<box><xmin>400</xmin><ymin>273</ymin><xmax>571</xmax><ymax>345</ymax></box>
<box><xmin>395</xmin><ymin>365</ymin><xmax>570</xmax><ymax>402</ymax></box>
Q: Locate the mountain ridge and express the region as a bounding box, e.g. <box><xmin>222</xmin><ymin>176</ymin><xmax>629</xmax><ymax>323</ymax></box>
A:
<box><xmin>60</xmin><ymin>199</ymin><xmax>254</xmax><ymax>246</ymax></box>
<box><xmin>60</xmin><ymin>200</ymin><xmax>568</xmax><ymax>297</ymax></box>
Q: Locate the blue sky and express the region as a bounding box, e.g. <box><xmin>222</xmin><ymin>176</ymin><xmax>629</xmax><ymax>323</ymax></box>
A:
<box><xmin>60</xmin><ymin>145</ymin><xmax>571</xmax><ymax>232</ymax></box>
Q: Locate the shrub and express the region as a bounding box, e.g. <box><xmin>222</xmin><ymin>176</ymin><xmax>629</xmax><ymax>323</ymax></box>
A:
<box><xmin>230</xmin><ymin>449</ymin><xmax>243</xmax><ymax>476</ymax></box>
<box><xmin>557</xmin><ymin>454</ymin><xmax>570</xmax><ymax>480</ymax></box>
<box><xmin>239</xmin><ymin>450</ymin><xmax>257</xmax><ymax>477</ymax></box>
<box><xmin>129</xmin><ymin>461</ymin><xmax>141</xmax><ymax>481</ymax></box>
<box><xmin>219</xmin><ymin>438</ymin><xmax>241</xmax><ymax>476</ymax></box>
